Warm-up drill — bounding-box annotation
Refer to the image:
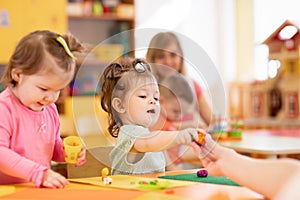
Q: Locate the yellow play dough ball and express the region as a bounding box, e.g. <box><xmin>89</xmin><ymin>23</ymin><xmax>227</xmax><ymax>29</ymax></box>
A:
<box><xmin>102</xmin><ymin>167</ymin><xmax>109</xmax><ymax>176</ymax></box>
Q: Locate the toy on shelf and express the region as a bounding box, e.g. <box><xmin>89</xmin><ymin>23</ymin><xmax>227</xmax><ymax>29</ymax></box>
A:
<box><xmin>228</xmin><ymin>120</ymin><xmax>243</xmax><ymax>138</ymax></box>
<box><xmin>208</xmin><ymin>117</ymin><xmax>243</xmax><ymax>141</ymax></box>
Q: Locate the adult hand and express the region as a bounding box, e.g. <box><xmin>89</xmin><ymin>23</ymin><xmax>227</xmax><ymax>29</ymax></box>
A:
<box><xmin>191</xmin><ymin>134</ymin><xmax>226</xmax><ymax>176</ymax></box>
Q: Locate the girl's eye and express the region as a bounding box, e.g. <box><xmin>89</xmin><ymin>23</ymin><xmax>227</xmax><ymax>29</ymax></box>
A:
<box><xmin>173</xmin><ymin>110</ymin><xmax>181</xmax><ymax>115</ymax></box>
<box><xmin>138</xmin><ymin>95</ymin><xmax>147</xmax><ymax>99</ymax></box>
<box><xmin>154</xmin><ymin>97</ymin><xmax>159</xmax><ymax>101</ymax></box>
<box><xmin>171</xmin><ymin>52</ymin><xmax>178</xmax><ymax>58</ymax></box>
<box><xmin>39</xmin><ymin>87</ymin><xmax>47</xmax><ymax>91</ymax></box>
<box><xmin>157</xmin><ymin>54</ymin><xmax>165</xmax><ymax>60</ymax></box>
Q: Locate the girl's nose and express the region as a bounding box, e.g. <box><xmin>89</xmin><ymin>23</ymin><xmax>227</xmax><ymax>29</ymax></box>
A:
<box><xmin>149</xmin><ymin>99</ymin><xmax>157</xmax><ymax>104</ymax></box>
<box><xmin>163</xmin><ymin>57</ymin><xmax>171</xmax><ymax>66</ymax></box>
<box><xmin>44</xmin><ymin>92</ymin><xmax>59</xmax><ymax>102</ymax></box>
<box><xmin>163</xmin><ymin>56</ymin><xmax>172</xmax><ymax>66</ymax></box>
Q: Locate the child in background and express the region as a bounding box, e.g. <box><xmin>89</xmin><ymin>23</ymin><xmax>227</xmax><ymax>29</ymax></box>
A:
<box><xmin>197</xmin><ymin>134</ymin><xmax>300</xmax><ymax>199</ymax></box>
<box><xmin>0</xmin><ymin>30</ymin><xmax>86</xmax><ymax>188</ymax></box>
<box><xmin>100</xmin><ymin>58</ymin><xmax>201</xmax><ymax>175</ymax></box>
<box><xmin>150</xmin><ymin>73</ymin><xmax>202</xmax><ymax>170</ymax></box>
<box><xmin>151</xmin><ymin>73</ymin><xmax>198</xmax><ymax>131</ymax></box>
<box><xmin>146</xmin><ymin>32</ymin><xmax>212</xmax><ymax>128</ymax></box>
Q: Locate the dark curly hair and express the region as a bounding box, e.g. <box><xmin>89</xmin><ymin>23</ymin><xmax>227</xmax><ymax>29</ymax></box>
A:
<box><xmin>100</xmin><ymin>58</ymin><xmax>156</xmax><ymax>137</ymax></box>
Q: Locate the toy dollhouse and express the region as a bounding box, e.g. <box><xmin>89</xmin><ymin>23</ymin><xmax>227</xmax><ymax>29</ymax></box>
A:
<box><xmin>245</xmin><ymin>20</ymin><xmax>300</xmax><ymax>127</ymax></box>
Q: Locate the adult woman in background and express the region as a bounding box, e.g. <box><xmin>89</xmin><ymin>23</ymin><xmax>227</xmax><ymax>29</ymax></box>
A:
<box><xmin>146</xmin><ymin>31</ymin><xmax>212</xmax><ymax>128</ymax></box>
<box><xmin>146</xmin><ymin>32</ymin><xmax>212</xmax><ymax>170</ymax></box>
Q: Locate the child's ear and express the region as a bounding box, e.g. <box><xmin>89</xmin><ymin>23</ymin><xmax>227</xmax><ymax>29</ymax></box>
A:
<box><xmin>112</xmin><ymin>97</ymin><xmax>125</xmax><ymax>113</ymax></box>
<box><xmin>11</xmin><ymin>68</ymin><xmax>22</xmax><ymax>82</ymax></box>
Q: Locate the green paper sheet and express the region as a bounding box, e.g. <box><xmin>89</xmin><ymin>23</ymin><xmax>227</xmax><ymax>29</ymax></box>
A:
<box><xmin>159</xmin><ymin>173</ymin><xmax>240</xmax><ymax>186</ymax></box>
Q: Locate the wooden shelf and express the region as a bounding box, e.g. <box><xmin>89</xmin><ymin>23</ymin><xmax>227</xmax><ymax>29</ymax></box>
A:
<box><xmin>59</xmin><ymin>1</ymin><xmax>136</xmax><ymax>114</ymax></box>
<box><xmin>68</xmin><ymin>13</ymin><xmax>134</xmax><ymax>22</ymax></box>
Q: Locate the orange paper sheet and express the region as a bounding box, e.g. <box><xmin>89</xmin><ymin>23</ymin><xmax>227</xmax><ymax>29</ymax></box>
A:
<box><xmin>0</xmin><ymin>188</ymin><xmax>144</xmax><ymax>200</ymax></box>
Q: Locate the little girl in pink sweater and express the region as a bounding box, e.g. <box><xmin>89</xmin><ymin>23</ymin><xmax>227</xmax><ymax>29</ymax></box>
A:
<box><xmin>0</xmin><ymin>30</ymin><xmax>86</xmax><ymax>188</ymax></box>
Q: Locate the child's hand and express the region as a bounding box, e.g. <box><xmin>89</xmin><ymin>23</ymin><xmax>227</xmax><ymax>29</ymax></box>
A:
<box><xmin>42</xmin><ymin>169</ymin><xmax>69</xmax><ymax>188</ymax></box>
<box><xmin>176</xmin><ymin>128</ymin><xmax>199</xmax><ymax>145</ymax></box>
<box><xmin>76</xmin><ymin>146</ymin><xmax>86</xmax><ymax>166</ymax></box>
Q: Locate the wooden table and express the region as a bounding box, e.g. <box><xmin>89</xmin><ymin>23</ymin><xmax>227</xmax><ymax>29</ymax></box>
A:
<box><xmin>219</xmin><ymin>131</ymin><xmax>300</xmax><ymax>159</ymax></box>
<box><xmin>244</xmin><ymin>128</ymin><xmax>300</xmax><ymax>138</ymax></box>
<box><xmin>0</xmin><ymin>170</ymin><xmax>265</xmax><ymax>200</ymax></box>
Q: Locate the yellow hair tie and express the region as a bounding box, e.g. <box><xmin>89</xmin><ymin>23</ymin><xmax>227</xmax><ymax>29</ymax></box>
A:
<box><xmin>56</xmin><ymin>36</ymin><xmax>77</xmax><ymax>60</ymax></box>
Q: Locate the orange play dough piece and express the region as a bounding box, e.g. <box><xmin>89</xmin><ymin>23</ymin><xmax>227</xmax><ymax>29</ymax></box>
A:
<box><xmin>196</xmin><ymin>131</ymin><xmax>206</xmax><ymax>146</ymax></box>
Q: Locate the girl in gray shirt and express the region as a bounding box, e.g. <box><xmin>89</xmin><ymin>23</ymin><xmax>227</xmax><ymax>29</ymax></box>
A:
<box><xmin>100</xmin><ymin>58</ymin><xmax>202</xmax><ymax>175</ymax></box>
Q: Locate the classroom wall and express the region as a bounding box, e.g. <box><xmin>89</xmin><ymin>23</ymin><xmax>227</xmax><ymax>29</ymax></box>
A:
<box><xmin>0</xmin><ymin>0</ymin><xmax>67</xmax><ymax>64</ymax></box>
<box><xmin>135</xmin><ymin>0</ymin><xmax>237</xmax><ymax>83</ymax></box>
<box><xmin>135</xmin><ymin>0</ymin><xmax>238</xmax><ymax>116</ymax></box>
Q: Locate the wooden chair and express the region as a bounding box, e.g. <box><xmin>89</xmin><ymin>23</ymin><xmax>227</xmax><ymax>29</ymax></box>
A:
<box><xmin>67</xmin><ymin>146</ymin><xmax>113</xmax><ymax>179</ymax></box>
<box><xmin>75</xmin><ymin>114</ymin><xmax>116</xmax><ymax>148</ymax></box>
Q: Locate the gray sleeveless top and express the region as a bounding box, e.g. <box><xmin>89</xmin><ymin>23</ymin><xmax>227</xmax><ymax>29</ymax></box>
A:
<box><xmin>110</xmin><ymin>125</ymin><xmax>165</xmax><ymax>175</ymax></box>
